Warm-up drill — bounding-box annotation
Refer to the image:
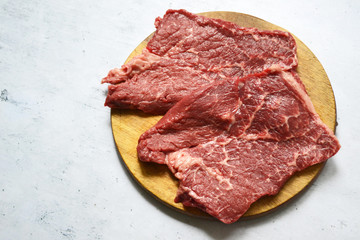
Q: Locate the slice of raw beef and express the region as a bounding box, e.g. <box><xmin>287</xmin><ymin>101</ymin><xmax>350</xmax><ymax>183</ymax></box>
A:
<box><xmin>137</xmin><ymin>70</ymin><xmax>340</xmax><ymax>223</ymax></box>
<box><xmin>102</xmin><ymin>9</ymin><xmax>298</xmax><ymax>114</ymax></box>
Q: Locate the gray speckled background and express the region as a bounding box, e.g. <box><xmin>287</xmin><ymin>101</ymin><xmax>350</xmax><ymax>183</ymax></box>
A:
<box><xmin>1</xmin><ymin>0</ymin><xmax>359</xmax><ymax>239</ymax></box>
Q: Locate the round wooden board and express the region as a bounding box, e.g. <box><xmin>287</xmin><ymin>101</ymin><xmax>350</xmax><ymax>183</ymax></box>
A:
<box><xmin>111</xmin><ymin>12</ymin><xmax>337</xmax><ymax>220</ymax></box>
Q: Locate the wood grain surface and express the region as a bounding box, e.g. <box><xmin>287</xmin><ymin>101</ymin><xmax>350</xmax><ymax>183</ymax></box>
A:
<box><xmin>110</xmin><ymin>12</ymin><xmax>337</xmax><ymax>219</ymax></box>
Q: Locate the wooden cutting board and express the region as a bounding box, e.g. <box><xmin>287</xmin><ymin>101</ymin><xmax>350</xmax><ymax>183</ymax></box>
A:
<box><xmin>110</xmin><ymin>12</ymin><xmax>337</xmax><ymax>219</ymax></box>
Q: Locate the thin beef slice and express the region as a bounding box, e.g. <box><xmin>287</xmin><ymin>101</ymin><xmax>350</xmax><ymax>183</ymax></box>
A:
<box><xmin>102</xmin><ymin>9</ymin><xmax>298</xmax><ymax>114</ymax></box>
<box><xmin>137</xmin><ymin>70</ymin><xmax>340</xmax><ymax>223</ymax></box>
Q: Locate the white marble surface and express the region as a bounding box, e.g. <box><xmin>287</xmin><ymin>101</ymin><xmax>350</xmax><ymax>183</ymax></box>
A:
<box><xmin>1</xmin><ymin>0</ymin><xmax>359</xmax><ymax>239</ymax></box>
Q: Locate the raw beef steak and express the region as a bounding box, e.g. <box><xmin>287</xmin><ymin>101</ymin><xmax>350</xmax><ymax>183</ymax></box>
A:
<box><xmin>102</xmin><ymin>9</ymin><xmax>298</xmax><ymax>114</ymax></box>
<box><xmin>137</xmin><ymin>70</ymin><xmax>340</xmax><ymax>223</ymax></box>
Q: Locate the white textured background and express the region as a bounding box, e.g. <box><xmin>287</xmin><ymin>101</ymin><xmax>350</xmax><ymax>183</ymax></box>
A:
<box><xmin>1</xmin><ymin>0</ymin><xmax>359</xmax><ymax>239</ymax></box>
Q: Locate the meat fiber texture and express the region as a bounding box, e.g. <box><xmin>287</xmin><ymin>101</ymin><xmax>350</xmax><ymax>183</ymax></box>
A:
<box><xmin>137</xmin><ymin>70</ymin><xmax>340</xmax><ymax>224</ymax></box>
<box><xmin>102</xmin><ymin>9</ymin><xmax>298</xmax><ymax>114</ymax></box>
